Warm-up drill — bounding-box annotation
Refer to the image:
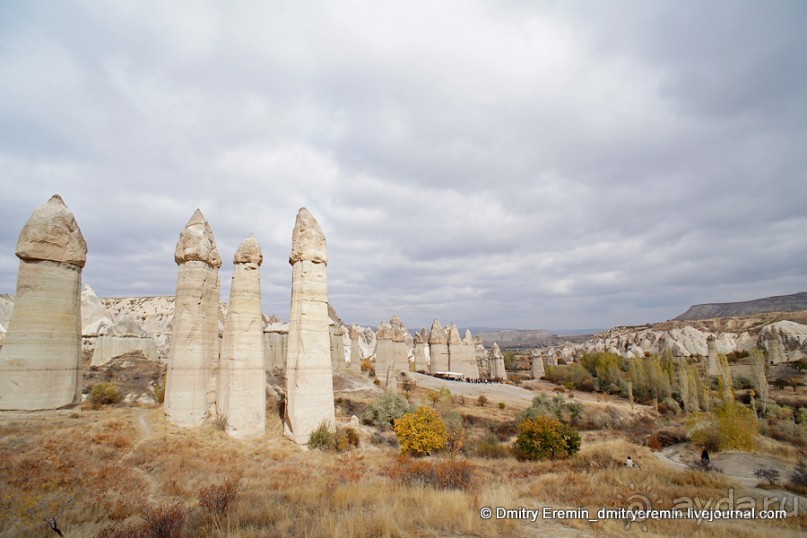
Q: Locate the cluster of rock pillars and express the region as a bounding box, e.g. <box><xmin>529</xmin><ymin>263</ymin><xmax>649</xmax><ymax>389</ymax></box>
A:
<box><xmin>0</xmin><ymin>195</ymin><xmax>334</xmax><ymax>443</ymax></box>
<box><xmin>0</xmin><ymin>195</ymin><xmax>516</xmax><ymax>444</ymax></box>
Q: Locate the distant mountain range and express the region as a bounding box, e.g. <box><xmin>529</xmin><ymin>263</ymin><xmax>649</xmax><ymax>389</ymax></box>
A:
<box><xmin>467</xmin><ymin>291</ymin><xmax>807</xmax><ymax>347</ymax></box>
<box><xmin>464</xmin><ymin>327</ymin><xmax>559</xmax><ymax>348</ymax></box>
<box><xmin>675</xmin><ymin>292</ymin><xmax>807</xmax><ymax>321</ymax></box>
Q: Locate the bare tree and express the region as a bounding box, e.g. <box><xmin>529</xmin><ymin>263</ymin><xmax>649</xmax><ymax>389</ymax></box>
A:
<box><xmin>43</xmin><ymin>495</ymin><xmax>75</xmax><ymax>537</ymax></box>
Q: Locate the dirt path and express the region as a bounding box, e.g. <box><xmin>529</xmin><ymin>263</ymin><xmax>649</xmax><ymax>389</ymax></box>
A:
<box><xmin>656</xmin><ymin>443</ymin><xmax>798</xmax><ymax>486</ymax></box>
<box><xmin>654</xmin><ymin>443</ymin><xmax>806</xmax><ymax>518</ymax></box>
<box><xmin>128</xmin><ymin>409</ymin><xmax>161</xmax><ymax>505</ymax></box>
<box><xmin>409</xmin><ymin>372</ymin><xmax>653</xmax><ymax>417</ymax></box>
<box><xmin>136</xmin><ymin>408</ymin><xmax>153</xmax><ymax>437</ymax></box>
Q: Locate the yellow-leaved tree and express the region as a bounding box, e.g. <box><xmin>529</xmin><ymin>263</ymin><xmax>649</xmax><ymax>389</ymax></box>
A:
<box><xmin>689</xmin><ymin>400</ymin><xmax>758</xmax><ymax>451</ymax></box>
<box><xmin>394</xmin><ymin>406</ymin><xmax>448</xmax><ymax>456</ymax></box>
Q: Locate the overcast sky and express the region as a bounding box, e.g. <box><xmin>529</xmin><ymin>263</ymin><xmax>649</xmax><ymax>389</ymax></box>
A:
<box><xmin>1</xmin><ymin>1</ymin><xmax>805</xmax><ymax>332</ymax></box>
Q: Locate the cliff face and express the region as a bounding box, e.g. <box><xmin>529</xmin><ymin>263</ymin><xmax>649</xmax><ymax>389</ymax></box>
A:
<box><xmin>536</xmin><ymin>310</ymin><xmax>807</xmax><ymax>365</ymax></box>
<box><xmin>675</xmin><ymin>292</ymin><xmax>807</xmax><ymax>321</ymax></box>
<box><xmin>474</xmin><ymin>329</ymin><xmax>561</xmax><ymax>348</ymax></box>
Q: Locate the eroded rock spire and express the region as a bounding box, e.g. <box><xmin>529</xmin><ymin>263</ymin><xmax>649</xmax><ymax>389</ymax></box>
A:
<box><xmin>428</xmin><ymin>319</ymin><xmax>449</xmax><ymax>372</ymax></box>
<box><xmin>164</xmin><ymin>209</ymin><xmax>221</xmax><ymax>427</ymax></box>
<box><xmin>218</xmin><ymin>234</ymin><xmax>266</xmax><ymax>439</ymax></box>
<box><xmin>0</xmin><ymin>195</ymin><xmax>87</xmax><ymax>410</ymax></box>
<box><xmin>284</xmin><ymin>208</ymin><xmax>335</xmax><ymax>444</ymax></box>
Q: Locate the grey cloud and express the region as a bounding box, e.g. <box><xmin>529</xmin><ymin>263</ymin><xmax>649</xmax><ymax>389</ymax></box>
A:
<box><xmin>1</xmin><ymin>1</ymin><xmax>805</xmax><ymax>331</ymax></box>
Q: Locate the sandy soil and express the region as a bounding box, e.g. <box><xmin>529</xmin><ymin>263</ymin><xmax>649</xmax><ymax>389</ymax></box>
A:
<box><xmin>410</xmin><ymin>372</ymin><xmax>654</xmax><ymax>418</ymax></box>
<box><xmin>655</xmin><ymin>442</ymin><xmax>806</xmax><ymax>520</ymax></box>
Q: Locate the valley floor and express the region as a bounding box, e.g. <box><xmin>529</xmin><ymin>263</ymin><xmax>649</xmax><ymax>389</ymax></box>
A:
<box><xmin>1</xmin><ymin>373</ymin><xmax>805</xmax><ymax>537</ymax></box>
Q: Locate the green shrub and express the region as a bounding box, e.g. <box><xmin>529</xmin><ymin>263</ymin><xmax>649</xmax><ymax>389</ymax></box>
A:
<box><xmin>308</xmin><ymin>421</ymin><xmax>335</xmax><ymax>450</ymax></box>
<box><xmin>442</xmin><ymin>412</ymin><xmax>466</xmax><ymax>455</ymax></box>
<box><xmin>89</xmin><ymin>382</ymin><xmax>122</xmax><ymax>408</ymax></box>
<box><xmin>513</xmin><ymin>415</ymin><xmax>581</xmax><ymax>461</ymax></box>
<box><xmin>790</xmin><ymin>460</ymin><xmax>807</xmax><ymax>487</ymax></box>
<box><xmin>725</xmin><ymin>350</ymin><xmax>749</xmax><ymax>362</ymax></box>
<box><xmin>765</xmin><ymin>402</ymin><xmax>793</xmax><ymax>420</ymax></box>
<box><xmin>344</xmin><ymin>427</ymin><xmax>360</xmax><ymax>448</ymax></box>
<box><xmin>659</xmin><ymin>397</ymin><xmax>682</xmax><ymax>417</ymax></box>
<box><xmin>494</xmin><ymin>420</ymin><xmax>518</xmax><ymax>441</ymax></box>
<box><xmin>654</xmin><ymin>428</ymin><xmax>689</xmax><ymax>447</ymax></box>
<box><xmin>333</xmin><ymin>427</ymin><xmax>361</xmax><ymax>451</ymax></box>
<box><xmin>436</xmin><ymin>387</ymin><xmax>452</xmax><ymax>402</ymax></box>
<box><xmin>545</xmin><ymin>364</ymin><xmax>596</xmax><ymax>392</ymax></box>
<box><xmin>519</xmin><ymin>393</ymin><xmax>581</xmax><ymax>423</ymax></box>
<box><xmin>471</xmin><ymin>431</ymin><xmax>512</xmax><ymax>459</ymax></box>
<box><xmin>510</xmin><ymin>373</ymin><xmax>525</xmax><ymax>385</ymax></box>
<box><xmin>308</xmin><ymin>421</ymin><xmax>359</xmax><ymax>451</ymax></box>
<box><xmin>400</xmin><ymin>377</ymin><xmax>417</xmax><ymax>395</ymax></box>
<box><xmin>503</xmin><ymin>351</ymin><xmax>517</xmax><ymax>371</ymax></box>
<box><xmin>394</xmin><ymin>407</ymin><xmax>448</xmax><ymax>456</ymax></box>
<box><xmin>214</xmin><ymin>412</ymin><xmax>228</xmax><ymax>431</ymax></box>
<box><xmin>733</xmin><ymin>376</ymin><xmax>754</xmax><ymax>390</ymax></box>
<box><xmin>580</xmin><ymin>352</ymin><xmax>624</xmax><ymax>388</ymax></box>
<box><xmin>362</xmin><ymin>391</ymin><xmax>415</xmax><ymax>429</ymax></box>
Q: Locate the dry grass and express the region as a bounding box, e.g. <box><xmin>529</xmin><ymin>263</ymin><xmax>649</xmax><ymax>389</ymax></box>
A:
<box><xmin>754</xmin><ymin>434</ymin><xmax>802</xmax><ymax>461</ymax></box>
<box><xmin>1</xmin><ymin>395</ymin><xmax>805</xmax><ymax>537</ymax></box>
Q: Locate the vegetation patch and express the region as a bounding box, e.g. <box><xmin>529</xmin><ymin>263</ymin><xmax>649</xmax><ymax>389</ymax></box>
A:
<box><xmin>394</xmin><ymin>407</ymin><xmax>449</xmax><ymax>456</ymax></box>
<box><xmin>388</xmin><ymin>456</ymin><xmax>476</xmax><ymax>491</ymax></box>
<box><xmin>513</xmin><ymin>416</ymin><xmax>581</xmax><ymax>461</ymax></box>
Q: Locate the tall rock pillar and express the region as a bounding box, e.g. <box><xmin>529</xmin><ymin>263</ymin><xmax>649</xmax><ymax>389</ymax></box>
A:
<box><xmin>218</xmin><ymin>234</ymin><xmax>266</xmax><ymax>439</ymax></box>
<box><xmin>428</xmin><ymin>320</ymin><xmax>449</xmax><ymax>373</ymax></box>
<box><xmin>349</xmin><ymin>324</ymin><xmax>362</xmax><ymax>369</ymax></box>
<box><xmin>330</xmin><ymin>325</ymin><xmax>346</xmax><ymax>371</ymax></box>
<box><xmin>413</xmin><ymin>329</ymin><xmax>429</xmax><ymax>371</ymax></box>
<box><xmin>374</xmin><ymin>321</ymin><xmax>394</xmax><ymax>381</ymax></box>
<box><xmin>530</xmin><ymin>350</ymin><xmax>544</xmax><ymax>380</ymax></box>
<box><xmin>164</xmin><ymin>210</ymin><xmax>222</xmax><ymax>428</ymax></box>
<box><xmin>705</xmin><ymin>335</ymin><xmax>721</xmax><ymax>376</ymax></box>
<box><xmin>390</xmin><ymin>315</ymin><xmax>411</xmax><ymax>373</ymax></box>
<box><xmin>0</xmin><ymin>195</ymin><xmax>87</xmax><ymax>410</ymax></box>
<box><xmin>284</xmin><ymin>208</ymin><xmax>335</xmax><ymax>444</ymax></box>
<box><xmin>447</xmin><ymin>323</ymin><xmax>479</xmax><ymax>377</ymax></box>
<box><xmin>766</xmin><ymin>336</ymin><xmax>788</xmax><ymax>365</ymax></box>
<box><xmin>457</xmin><ymin>329</ymin><xmax>481</xmax><ymax>379</ymax></box>
<box><xmin>490</xmin><ymin>343</ymin><xmax>509</xmax><ymax>381</ymax></box>
<box><xmin>263</xmin><ymin>315</ymin><xmax>288</xmax><ymax>374</ymax></box>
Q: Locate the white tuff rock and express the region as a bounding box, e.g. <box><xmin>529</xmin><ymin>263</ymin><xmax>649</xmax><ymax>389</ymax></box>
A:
<box><xmin>164</xmin><ymin>210</ymin><xmax>222</xmax><ymax>428</ymax></box>
<box><xmin>218</xmin><ymin>234</ymin><xmax>266</xmax><ymax>439</ymax></box>
<box><xmin>284</xmin><ymin>208</ymin><xmax>336</xmax><ymax>444</ymax></box>
<box><xmin>447</xmin><ymin>324</ymin><xmax>479</xmax><ymax>378</ymax></box>
<box><xmin>374</xmin><ymin>316</ymin><xmax>410</xmax><ymax>383</ymax></box>
<box><xmin>428</xmin><ymin>320</ymin><xmax>449</xmax><ymax>373</ymax></box>
<box><xmin>0</xmin><ymin>195</ymin><xmax>87</xmax><ymax>410</ymax></box>
<box><xmin>531</xmin><ymin>350</ymin><xmax>545</xmax><ymax>379</ymax></box>
<box><xmin>413</xmin><ymin>329</ymin><xmax>429</xmax><ymax>371</ymax></box>
<box><xmin>488</xmin><ymin>342</ymin><xmax>507</xmax><ymax>380</ymax></box>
